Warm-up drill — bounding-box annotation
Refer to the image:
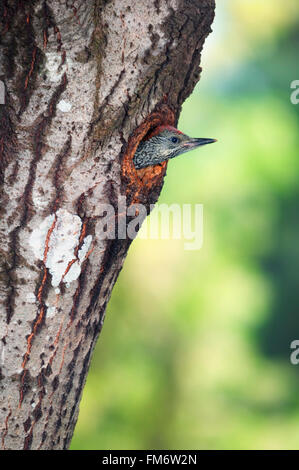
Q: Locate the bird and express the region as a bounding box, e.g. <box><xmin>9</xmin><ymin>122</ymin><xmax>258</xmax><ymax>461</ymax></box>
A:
<box><xmin>133</xmin><ymin>125</ymin><xmax>216</xmax><ymax>170</ymax></box>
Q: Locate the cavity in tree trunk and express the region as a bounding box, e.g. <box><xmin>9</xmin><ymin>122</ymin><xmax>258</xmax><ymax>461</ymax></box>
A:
<box><xmin>0</xmin><ymin>0</ymin><xmax>215</xmax><ymax>450</ymax></box>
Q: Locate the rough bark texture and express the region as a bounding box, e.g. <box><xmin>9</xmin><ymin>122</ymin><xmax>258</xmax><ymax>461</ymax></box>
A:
<box><xmin>0</xmin><ymin>0</ymin><xmax>215</xmax><ymax>450</ymax></box>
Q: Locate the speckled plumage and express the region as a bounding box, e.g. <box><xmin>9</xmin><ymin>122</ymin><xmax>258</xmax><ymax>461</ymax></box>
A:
<box><xmin>133</xmin><ymin>126</ymin><xmax>216</xmax><ymax>169</ymax></box>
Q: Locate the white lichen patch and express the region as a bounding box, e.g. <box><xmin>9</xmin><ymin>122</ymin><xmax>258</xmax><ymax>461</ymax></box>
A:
<box><xmin>64</xmin><ymin>235</ymin><xmax>92</xmax><ymax>285</ymax></box>
<box><xmin>29</xmin><ymin>213</ymin><xmax>55</xmax><ymax>260</ymax></box>
<box><xmin>45</xmin><ymin>209</ymin><xmax>82</xmax><ymax>287</ymax></box>
<box><xmin>29</xmin><ymin>209</ymin><xmax>92</xmax><ymax>288</ymax></box>
<box><xmin>57</xmin><ymin>100</ymin><xmax>72</xmax><ymax>112</ymax></box>
<box><xmin>79</xmin><ymin>235</ymin><xmax>93</xmax><ymax>260</ymax></box>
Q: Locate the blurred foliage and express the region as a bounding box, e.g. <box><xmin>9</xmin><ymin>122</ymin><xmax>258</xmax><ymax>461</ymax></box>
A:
<box><xmin>71</xmin><ymin>1</ymin><xmax>299</xmax><ymax>449</ymax></box>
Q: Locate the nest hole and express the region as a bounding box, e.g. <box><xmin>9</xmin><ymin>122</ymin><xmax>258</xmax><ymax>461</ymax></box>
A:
<box><xmin>121</xmin><ymin>104</ymin><xmax>175</xmax><ymax>200</ymax></box>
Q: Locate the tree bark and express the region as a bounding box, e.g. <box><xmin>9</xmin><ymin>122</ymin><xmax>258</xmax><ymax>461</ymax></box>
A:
<box><xmin>0</xmin><ymin>0</ymin><xmax>215</xmax><ymax>450</ymax></box>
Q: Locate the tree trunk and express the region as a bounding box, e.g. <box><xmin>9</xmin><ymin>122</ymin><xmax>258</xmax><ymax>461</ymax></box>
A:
<box><xmin>0</xmin><ymin>0</ymin><xmax>215</xmax><ymax>450</ymax></box>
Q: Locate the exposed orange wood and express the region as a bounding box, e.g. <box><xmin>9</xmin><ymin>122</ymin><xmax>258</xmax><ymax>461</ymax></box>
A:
<box><xmin>24</xmin><ymin>47</ymin><xmax>37</xmax><ymax>90</ymax></box>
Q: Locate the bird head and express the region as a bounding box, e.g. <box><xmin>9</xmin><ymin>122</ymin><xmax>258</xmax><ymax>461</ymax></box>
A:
<box><xmin>133</xmin><ymin>125</ymin><xmax>216</xmax><ymax>169</ymax></box>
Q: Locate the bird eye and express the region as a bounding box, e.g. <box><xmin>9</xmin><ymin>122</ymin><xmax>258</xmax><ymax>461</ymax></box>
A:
<box><xmin>171</xmin><ymin>137</ymin><xmax>179</xmax><ymax>143</ymax></box>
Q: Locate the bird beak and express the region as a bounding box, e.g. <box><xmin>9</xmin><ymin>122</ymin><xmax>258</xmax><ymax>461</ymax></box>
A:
<box><xmin>184</xmin><ymin>138</ymin><xmax>217</xmax><ymax>149</ymax></box>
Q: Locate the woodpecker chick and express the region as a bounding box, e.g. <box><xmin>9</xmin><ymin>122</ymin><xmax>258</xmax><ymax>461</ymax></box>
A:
<box><xmin>133</xmin><ymin>125</ymin><xmax>216</xmax><ymax>169</ymax></box>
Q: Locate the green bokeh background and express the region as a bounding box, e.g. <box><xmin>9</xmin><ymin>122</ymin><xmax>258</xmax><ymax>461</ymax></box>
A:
<box><xmin>71</xmin><ymin>0</ymin><xmax>299</xmax><ymax>450</ymax></box>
